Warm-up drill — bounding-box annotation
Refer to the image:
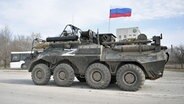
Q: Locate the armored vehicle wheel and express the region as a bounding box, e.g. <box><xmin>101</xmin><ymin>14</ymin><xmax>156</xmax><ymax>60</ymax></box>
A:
<box><xmin>31</xmin><ymin>64</ymin><xmax>51</xmax><ymax>85</ymax></box>
<box><xmin>53</xmin><ymin>63</ymin><xmax>74</xmax><ymax>86</ymax></box>
<box><xmin>76</xmin><ymin>76</ymin><xmax>86</xmax><ymax>82</ymax></box>
<box><xmin>85</xmin><ymin>63</ymin><xmax>111</xmax><ymax>89</ymax></box>
<box><xmin>116</xmin><ymin>64</ymin><xmax>145</xmax><ymax>91</ymax></box>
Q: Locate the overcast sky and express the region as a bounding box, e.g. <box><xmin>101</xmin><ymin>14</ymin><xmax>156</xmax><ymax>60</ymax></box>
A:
<box><xmin>0</xmin><ymin>0</ymin><xmax>184</xmax><ymax>47</ymax></box>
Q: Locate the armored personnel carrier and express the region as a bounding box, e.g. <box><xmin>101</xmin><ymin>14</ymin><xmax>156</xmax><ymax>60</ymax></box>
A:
<box><xmin>23</xmin><ymin>24</ymin><xmax>169</xmax><ymax>91</ymax></box>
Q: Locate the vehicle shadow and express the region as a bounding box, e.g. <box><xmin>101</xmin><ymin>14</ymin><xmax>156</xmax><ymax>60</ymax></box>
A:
<box><xmin>0</xmin><ymin>79</ymin><xmax>34</xmax><ymax>85</ymax></box>
<box><xmin>0</xmin><ymin>79</ymin><xmax>120</xmax><ymax>91</ymax></box>
<box><xmin>70</xmin><ymin>81</ymin><xmax>119</xmax><ymax>91</ymax></box>
<box><xmin>48</xmin><ymin>80</ymin><xmax>120</xmax><ymax>91</ymax></box>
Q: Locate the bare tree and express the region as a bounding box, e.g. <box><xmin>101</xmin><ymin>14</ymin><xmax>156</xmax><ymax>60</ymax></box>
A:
<box><xmin>10</xmin><ymin>35</ymin><xmax>32</xmax><ymax>51</ymax></box>
<box><xmin>0</xmin><ymin>26</ymin><xmax>12</xmax><ymax>68</ymax></box>
<box><xmin>0</xmin><ymin>26</ymin><xmax>34</xmax><ymax>68</ymax></box>
<box><xmin>31</xmin><ymin>32</ymin><xmax>41</xmax><ymax>39</ymax></box>
<box><xmin>173</xmin><ymin>45</ymin><xmax>184</xmax><ymax>69</ymax></box>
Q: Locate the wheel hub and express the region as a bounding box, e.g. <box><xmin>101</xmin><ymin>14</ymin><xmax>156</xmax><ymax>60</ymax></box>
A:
<box><xmin>92</xmin><ymin>71</ymin><xmax>102</xmax><ymax>82</ymax></box>
<box><xmin>124</xmin><ymin>72</ymin><xmax>136</xmax><ymax>84</ymax></box>
<box><xmin>59</xmin><ymin>71</ymin><xmax>66</xmax><ymax>80</ymax></box>
<box><xmin>36</xmin><ymin>70</ymin><xmax>43</xmax><ymax>79</ymax></box>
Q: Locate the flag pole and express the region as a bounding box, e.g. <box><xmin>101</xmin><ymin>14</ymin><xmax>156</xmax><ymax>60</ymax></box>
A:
<box><xmin>108</xmin><ymin>2</ymin><xmax>111</xmax><ymax>32</ymax></box>
<box><xmin>72</xmin><ymin>14</ymin><xmax>74</xmax><ymax>25</ymax></box>
<box><xmin>108</xmin><ymin>18</ymin><xmax>110</xmax><ymax>32</ymax></box>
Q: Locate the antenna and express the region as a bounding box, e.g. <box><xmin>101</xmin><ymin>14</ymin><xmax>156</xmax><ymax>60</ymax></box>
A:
<box><xmin>160</xmin><ymin>33</ymin><xmax>162</xmax><ymax>39</ymax></box>
<box><xmin>97</xmin><ymin>28</ymin><xmax>100</xmax><ymax>44</ymax></box>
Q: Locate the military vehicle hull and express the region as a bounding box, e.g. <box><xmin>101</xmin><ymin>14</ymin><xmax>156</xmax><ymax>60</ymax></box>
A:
<box><xmin>24</xmin><ymin>24</ymin><xmax>168</xmax><ymax>91</ymax></box>
<box><xmin>26</xmin><ymin>44</ymin><xmax>167</xmax><ymax>80</ymax></box>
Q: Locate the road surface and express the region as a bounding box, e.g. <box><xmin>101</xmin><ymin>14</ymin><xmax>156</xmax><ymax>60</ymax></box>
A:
<box><xmin>0</xmin><ymin>69</ymin><xmax>184</xmax><ymax>104</ymax></box>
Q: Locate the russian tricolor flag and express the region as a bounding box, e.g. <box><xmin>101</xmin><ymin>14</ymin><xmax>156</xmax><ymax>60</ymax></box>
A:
<box><xmin>110</xmin><ymin>8</ymin><xmax>132</xmax><ymax>18</ymax></box>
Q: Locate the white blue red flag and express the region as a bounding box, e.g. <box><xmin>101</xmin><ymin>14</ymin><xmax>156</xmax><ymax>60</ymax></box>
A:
<box><xmin>110</xmin><ymin>8</ymin><xmax>132</xmax><ymax>18</ymax></box>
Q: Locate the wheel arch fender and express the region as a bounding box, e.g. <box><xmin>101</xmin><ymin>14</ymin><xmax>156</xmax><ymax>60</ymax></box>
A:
<box><xmin>116</xmin><ymin>61</ymin><xmax>148</xmax><ymax>78</ymax></box>
<box><xmin>29</xmin><ymin>59</ymin><xmax>50</xmax><ymax>72</ymax></box>
<box><xmin>54</xmin><ymin>59</ymin><xmax>79</xmax><ymax>74</ymax></box>
<box><xmin>86</xmin><ymin>60</ymin><xmax>111</xmax><ymax>72</ymax></box>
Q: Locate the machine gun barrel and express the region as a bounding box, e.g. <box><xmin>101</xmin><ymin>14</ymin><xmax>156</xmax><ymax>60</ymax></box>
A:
<box><xmin>46</xmin><ymin>35</ymin><xmax>78</xmax><ymax>42</ymax></box>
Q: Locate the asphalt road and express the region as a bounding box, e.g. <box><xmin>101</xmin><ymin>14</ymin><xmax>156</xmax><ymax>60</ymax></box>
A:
<box><xmin>0</xmin><ymin>69</ymin><xmax>184</xmax><ymax>104</ymax></box>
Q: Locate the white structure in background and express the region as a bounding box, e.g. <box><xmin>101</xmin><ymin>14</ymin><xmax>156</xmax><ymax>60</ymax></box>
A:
<box><xmin>10</xmin><ymin>51</ymin><xmax>32</xmax><ymax>69</ymax></box>
<box><xmin>116</xmin><ymin>27</ymin><xmax>141</xmax><ymax>41</ymax></box>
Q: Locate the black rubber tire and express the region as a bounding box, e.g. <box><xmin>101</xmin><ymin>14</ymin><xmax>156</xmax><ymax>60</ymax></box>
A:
<box><xmin>85</xmin><ymin>63</ymin><xmax>111</xmax><ymax>89</ymax></box>
<box><xmin>31</xmin><ymin>64</ymin><xmax>51</xmax><ymax>85</ymax></box>
<box><xmin>53</xmin><ymin>63</ymin><xmax>74</xmax><ymax>87</ymax></box>
<box><xmin>116</xmin><ymin>64</ymin><xmax>145</xmax><ymax>91</ymax></box>
<box><xmin>76</xmin><ymin>76</ymin><xmax>86</xmax><ymax>82</ymax></box>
